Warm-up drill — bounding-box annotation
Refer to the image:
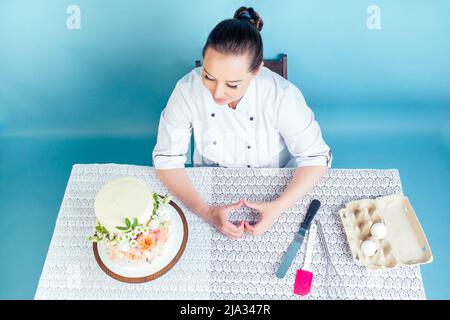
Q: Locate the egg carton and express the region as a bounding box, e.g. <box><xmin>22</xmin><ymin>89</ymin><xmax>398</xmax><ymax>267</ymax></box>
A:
<box><xmin>339</xmin><ymin>194</ymin><xmax>432</xmax><ymax>270</ymax></box>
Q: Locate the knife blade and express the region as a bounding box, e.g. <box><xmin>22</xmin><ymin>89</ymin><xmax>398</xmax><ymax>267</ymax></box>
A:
<box><xmin>276</xmin><ymin>199</ymin><xmax>321</xmax><ymax>279</ymax></box>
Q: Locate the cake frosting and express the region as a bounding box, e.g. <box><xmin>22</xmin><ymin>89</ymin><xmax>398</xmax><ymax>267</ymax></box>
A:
<box><xmin>94</xmin><ymin>177</ymin><xmax>153</xmax><ymax>233</ymax></box>
<box><xmin>88</xmin><ymin>176</ymin><xmax>172</xmax><ymax>265</ymax></box>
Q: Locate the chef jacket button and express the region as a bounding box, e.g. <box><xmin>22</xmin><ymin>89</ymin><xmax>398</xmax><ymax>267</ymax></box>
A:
<box><xmin>213</xmin><ymin>141</ymin><xmax>217</xmax><ymax>145</ymax></box>
<box><xmin>211</xmin><ymin>113</ymin><xmax>215</xmax><ymax>117</ymax></box>
<box><xmin>247</xmin><ymin>145</ymin><xmax>251</xmax><ymax>149</ymax></box>
<box><xmin>249</xmin><ymin>116</ymin><xmax>254</xmax><ymax>121</ymax></box>
<box><xmin>247</xmin><ymin>165</ymin><xmax>251</xmax><ymax>168</ymax></box>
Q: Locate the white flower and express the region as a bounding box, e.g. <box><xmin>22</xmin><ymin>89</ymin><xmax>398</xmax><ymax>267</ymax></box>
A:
<box><xmin>142</xmin><ymin>227</ymin><xmax>150</xmax><ymax>235</ymax></box>
<box><xmin>129</xmin><ymin>240</ymin><xmax>138</xmax><ymax>248</ymax></box>
<box><xmin>129</xmin><ymin>230</ymin><xmax>138</xmax><ymax>239</ymax></box>
<box><xmin>117</xmin><ymin>234</ymin><xmax>126</xmax><ymax>242</ymax></box>
<box><xmin>149</xmin><ymin>217</ymin><xmax>160</xmax><ymax>230</ymax></box>
<box><xmin>135</xmin><ymin>226</ymin><xmax>143</xmax><ymax>234</ymax></box>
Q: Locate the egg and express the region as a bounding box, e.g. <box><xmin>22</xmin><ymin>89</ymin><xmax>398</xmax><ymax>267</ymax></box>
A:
<box><xmin>361</xmin><ymin>240</ymin><xmax>377</xmax><ymax>257</ymax></box>
<box><xmin>371</xmin><ymin>222</ymin><xmax>387</xmax><ymax>240</ymax></box>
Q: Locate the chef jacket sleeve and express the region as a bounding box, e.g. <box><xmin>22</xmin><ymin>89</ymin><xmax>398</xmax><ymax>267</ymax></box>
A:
<box><xmin>277</xmin><ymin>85</ymin><xmax>333</xmax><ymax>168</ymax></box>
<box><xmin>152</xmin><ymin>81</ymin><xmax>192</xmax><ymax>169</ymax></box>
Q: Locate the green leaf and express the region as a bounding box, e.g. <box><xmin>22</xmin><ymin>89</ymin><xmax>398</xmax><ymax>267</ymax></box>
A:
<box><xmin>125</xmin><ymin>218</ymin><xmax>131</xmax><ymax>228</ymax></box>
<box><xmin>88</xmin><ymin>236</ymin><xmax>100</xmax><ymax>242</ymax></box>
<box><xmin>132</xmin><ymin>218</ymin><xmax>138</xmax><ymax>229</ymax></box>
<box><xmin>95</xmin><ymin>226</ymin><xmax>103</xmax><ymax>233</ymax></box>
<box><xmin>152</xmin><ymin>194</ymin><xmax>160</xmax><ymax>212</ymax></box>
<box><xmin>101</xmin><ymin>226</ymin><xmax>109</xmax><ymax>234</ymax></box>
<box><xmin>116</xmin><ymin>226</ymin><xmax>129</xmax><ymax>231</ymax></box>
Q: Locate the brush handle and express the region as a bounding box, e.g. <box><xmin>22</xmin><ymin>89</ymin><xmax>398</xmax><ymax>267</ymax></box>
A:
<box><xmin>303</xmin><ymin>223</ymin><xmax>317</xmax><ymax>272</ymax></box>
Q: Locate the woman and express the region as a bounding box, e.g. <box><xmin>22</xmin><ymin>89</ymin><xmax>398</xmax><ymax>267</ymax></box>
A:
<box><xmin>152</xmin><ymin>7</ymin><xmax>332</xmax><ymax>239</ymax></box>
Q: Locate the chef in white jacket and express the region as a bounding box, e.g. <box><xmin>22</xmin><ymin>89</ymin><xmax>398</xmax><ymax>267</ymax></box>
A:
<box><xmin>153</xmin><ymin>7</ymin><xmax>332</xmax><ymax>239</ymax></box>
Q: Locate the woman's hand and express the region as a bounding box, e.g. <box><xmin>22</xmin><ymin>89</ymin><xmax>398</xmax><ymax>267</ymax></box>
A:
<box><xmin>243</xmin><ymin>199</ymin><xmax>284</xmax><ymax>236</ymax></box>
<box><xmin>201</xmin><ymin>199</ymin><xmax>245</xmax><ymax>240</ymax></box>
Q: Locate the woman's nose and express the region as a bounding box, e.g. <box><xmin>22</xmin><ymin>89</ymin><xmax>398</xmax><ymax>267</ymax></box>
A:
<box><xmin>213</xmin><ymin>83</ymin><xmax>225</xmax><ymax>99</ymax></box>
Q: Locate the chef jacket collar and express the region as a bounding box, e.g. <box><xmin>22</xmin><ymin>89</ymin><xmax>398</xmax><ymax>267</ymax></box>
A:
<box><xmin>231</xmin><ymin>77</ymin><xmax>255</xmax><ymax>116</ymax></box>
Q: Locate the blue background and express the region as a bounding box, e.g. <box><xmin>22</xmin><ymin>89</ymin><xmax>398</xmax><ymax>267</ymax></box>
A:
<box><xmin>0</xmin><ymin>0</ymin><xmax>449</xmax><ymax>299</ymax></box>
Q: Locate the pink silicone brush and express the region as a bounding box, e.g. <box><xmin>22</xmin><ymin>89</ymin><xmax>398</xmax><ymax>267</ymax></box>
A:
<box><xmin>294</xmin><ymin>222</ymin><xmax>317</xmax><ymax>296</ymax></box>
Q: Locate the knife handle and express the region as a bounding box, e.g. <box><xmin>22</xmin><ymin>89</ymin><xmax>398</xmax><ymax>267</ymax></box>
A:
<box><xmin>300</xmin><ymin>199</ymin><xmax>321</xmax><ymax>230</ymax></box>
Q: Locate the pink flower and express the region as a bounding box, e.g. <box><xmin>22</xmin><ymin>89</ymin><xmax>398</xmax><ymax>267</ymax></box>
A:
<box><xmin>152</xmin><ymin>230</ymin><xmax>161</xmax><ymax>241</ymax></box>
<box><xmin>159</xmin><ymin>226</ymin><xmax>169</xmax><ymax>243</ymax></box>
<box><xmin>126</xmin><ymin>247</ymin><xmax>143</xmax><ymax>260</ymax></box>
<box><xmin>136</xmin><ymin>234</ymin><xmax>156</xmax><ymax>252</ymax></box>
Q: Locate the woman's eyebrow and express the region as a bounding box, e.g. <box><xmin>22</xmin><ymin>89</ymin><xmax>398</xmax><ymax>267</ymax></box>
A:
<box><xmin>203</xmin><ymin>68</ymin><xmax>243</xmax><ymax>83</ymax></box>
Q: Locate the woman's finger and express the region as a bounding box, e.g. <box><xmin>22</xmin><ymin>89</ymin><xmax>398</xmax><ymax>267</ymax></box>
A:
<box><xmin>225</xmin><ymin>221</ymin><xmax>244</xmax><ymax>238</ymax></box>
<box><xmin>246</xmin><ymin>221</ymin><xmax>265</xmax><ymax>236</ymax></box>
<box><xmin>223</xmin><ymin>229</ymin><xmax>242</xmax><ymax>240</ymax></box>
<box><xmin>227</xmin><ymin>198</ymin><xmax>244</xmax><ymax>211</ymax></box>
<box><xmin>243</xmin><ymin>199</ymin><xmax>261</xmax><ymax>211</ymax></box>
<box><xmin>244</xmin><ymin>221</ymin><xmax>257</xmax><ymax>235</ymax></box>
<box><xmin>224</xmin><ymin>219</ymin><xmax>242</xmax><ymax>231</ymax></box>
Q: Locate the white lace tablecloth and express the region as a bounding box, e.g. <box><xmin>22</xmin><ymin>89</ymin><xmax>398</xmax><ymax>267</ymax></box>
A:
<box><xmin>34</xmin><ymin>164</ymin><xmax>426</xmax><ymax>300</ymax></box>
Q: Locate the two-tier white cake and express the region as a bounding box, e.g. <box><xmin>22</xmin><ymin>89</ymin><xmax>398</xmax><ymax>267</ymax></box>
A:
<box><xmin>88</xmin><ymin>177</ymin><xmax>175</xmax><ymax>277</ymax></box>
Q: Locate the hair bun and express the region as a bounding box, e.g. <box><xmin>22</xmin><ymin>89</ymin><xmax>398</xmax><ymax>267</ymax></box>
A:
<box><xmin>233</xmin><ymin>6</ymin><xmax>264</xmax><ymax>32</ymax></box>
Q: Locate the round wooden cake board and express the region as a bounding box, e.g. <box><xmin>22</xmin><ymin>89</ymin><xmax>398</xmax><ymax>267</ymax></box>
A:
<box><xmin>93</xmin><ymin>196</ymin><xmax>188</xmax><ymax>283</ymax></box>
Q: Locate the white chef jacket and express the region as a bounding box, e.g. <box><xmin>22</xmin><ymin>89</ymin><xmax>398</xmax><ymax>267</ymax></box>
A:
<box><xmin>152</xmin><ymin>66</ymin><xmax>332</xmax><ymax>169</ymax></box>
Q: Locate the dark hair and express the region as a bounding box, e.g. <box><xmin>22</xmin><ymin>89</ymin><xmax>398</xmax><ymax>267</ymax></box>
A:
<box><xmin>202</xmin><ymin>7</ymin><xmax>264</xmax><ymax>73</ymax></box>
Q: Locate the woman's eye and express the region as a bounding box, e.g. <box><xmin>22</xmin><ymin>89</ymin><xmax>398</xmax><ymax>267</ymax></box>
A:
<box><xmin>203</xmin><ymin>74</ymin><xmax>238</xmax><ymax>89</ymax></box>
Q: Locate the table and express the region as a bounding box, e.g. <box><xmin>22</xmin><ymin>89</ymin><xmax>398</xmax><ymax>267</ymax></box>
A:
<box><xmin>34</xmin><ymin>164</ymin><xmax>426</xmax><ymax>299</ymax></box>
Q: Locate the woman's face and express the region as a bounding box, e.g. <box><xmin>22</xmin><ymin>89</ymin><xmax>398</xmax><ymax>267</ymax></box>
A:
<box><xmin>202</xmin><ymin>47</ymin><xmax>263</xmax><ymax>106</ymax></box>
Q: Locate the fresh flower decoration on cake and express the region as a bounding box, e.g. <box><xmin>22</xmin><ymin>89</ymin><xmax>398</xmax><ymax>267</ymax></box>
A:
<box><xmin>88</xmin><ymin>176</ymin><xmax>173</xmax><ymax>264</ymax></box>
